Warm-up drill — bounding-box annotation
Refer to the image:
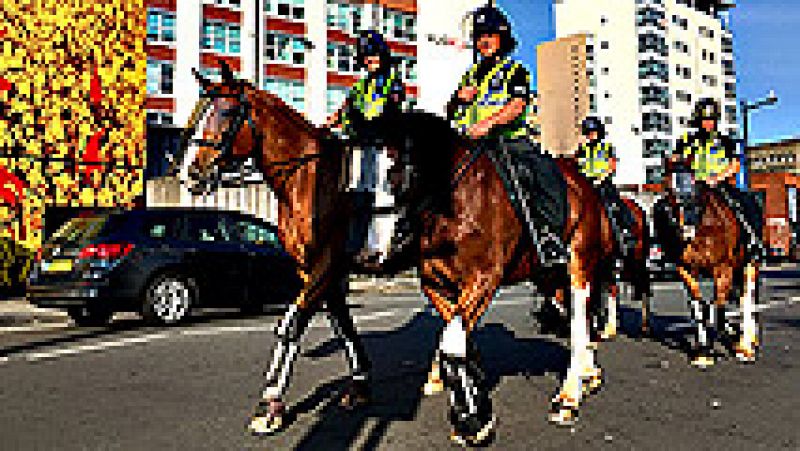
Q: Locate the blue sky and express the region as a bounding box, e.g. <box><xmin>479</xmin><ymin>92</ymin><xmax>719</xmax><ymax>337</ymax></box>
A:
<box><xmin>497</xmin><ymin>0</ymin><xmax>798</xmax><ymax>144</ymax></box>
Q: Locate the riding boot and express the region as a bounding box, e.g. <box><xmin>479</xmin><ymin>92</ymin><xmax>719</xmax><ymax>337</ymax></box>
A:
<box><xmin>716</xmin><ymin>184</ymin><xmax>766</xmax><ymax>263</ymax></box>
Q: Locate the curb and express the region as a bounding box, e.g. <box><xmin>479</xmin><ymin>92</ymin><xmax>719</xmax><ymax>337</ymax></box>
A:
<box><xmin>0</xmin><ymin>299</ymin><xmax>69</xmax><ymax>329</ymax></box>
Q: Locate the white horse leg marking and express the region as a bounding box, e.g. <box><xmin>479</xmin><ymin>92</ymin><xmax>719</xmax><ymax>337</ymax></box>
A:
<box><xmin>559</xmin><ymin>283</ymin><xmax>591</xmax><ymax>406</ymax></box>
<box><xmin>440</xmin><ymin>316</ymin><xmax>467</xmax><ymax>358</ymax></box>
<box><xmin>690</xmin><ymin>298</ymin><xmax>708</xmax><ymax>350</ymax></box>
<box><xmin>737</xmin><ymin>264</ymin><xmax>759</xmax><ymax>361</ymax></box>
<box><xmin>602</xmin><ymin>269</ymin><xmax>620</xmax><ymax>340</ymax></box>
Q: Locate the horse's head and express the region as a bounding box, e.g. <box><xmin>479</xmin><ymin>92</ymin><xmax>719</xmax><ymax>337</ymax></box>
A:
<box><xmin>177</xmin><ymin>62</ymin><xmax>259</xmax><ymax>194</ymax></box>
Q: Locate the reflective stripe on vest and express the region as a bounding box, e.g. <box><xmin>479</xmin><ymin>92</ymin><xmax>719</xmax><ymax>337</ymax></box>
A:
<box><xmin>453</xmin><ymin>56</ymin><xmax>528</xmax><ymax>139</ymax></box>
<box><xmin>352</xmin><ymin>69</ymin><xmax>399</xmax><ymax>121</ymax></box>
<box><xmin>681</xmin><ymin>132</ymin><xmax>729</xmax><ymax>181</ymax></box>
<box><xmin>578</xmin><ymin>142</ymin><xmax>613</xmax><ymax>180</ymax></box>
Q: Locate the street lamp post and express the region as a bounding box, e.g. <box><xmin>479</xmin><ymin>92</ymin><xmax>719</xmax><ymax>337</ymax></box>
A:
<box><xmin>738</xmin><ymin>90</ymin><xmax>778</xmax><ymax>187</ymax></box>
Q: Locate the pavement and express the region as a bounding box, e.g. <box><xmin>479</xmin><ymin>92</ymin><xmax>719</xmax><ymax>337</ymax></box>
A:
<box><xmin>0</xmin><ymin>282</ymin><xmax>797</xmax><ymax>449</ymax></box>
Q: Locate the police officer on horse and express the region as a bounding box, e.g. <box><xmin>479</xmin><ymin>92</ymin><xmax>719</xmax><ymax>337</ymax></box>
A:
<box><xmin>327</xmin><ymin>30</ymin><xmax>407</xmax><ymax>267</ymax></box>
<box><xmin>447</xmin><ymin>4</ymin><xmax>568</xmax><ymax>267</ymax></box>
<box><xmin>650</xmin><ymin>98</ymin><xmax>765</xmax><ymax>266</ymax></box>
<box><xmin>576</xmin><ymin>116</ymin><xmax>637</xmax><ymax>258</ymax></box>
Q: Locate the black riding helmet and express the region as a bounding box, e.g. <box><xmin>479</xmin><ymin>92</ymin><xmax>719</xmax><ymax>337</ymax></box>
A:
<box><xmin>471</xmin><ymin>4</ymin><xmax>517</xmax><ymax>55</ymax></box>
<box><xmin>581</xmin><ymin>116</ymin><xmax>606</xmax><ymax>140</ymax></box>
<box><xmin>356</xmin><ymin>30</ymin><xmax>392</xmax><ymax>71</ymax></box>
<box><xmin>692</xmin><ymin>98</ymin><xmax>721</xmax><ymax>128</ymax></box>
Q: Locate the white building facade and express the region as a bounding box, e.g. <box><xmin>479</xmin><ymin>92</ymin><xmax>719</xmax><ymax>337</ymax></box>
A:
<box><xmin>553</xmin><ymin>0</ymin><xmax>738</xmax><ymax>185</ymax></box>
<box><xmin>145</xmin><ymin>0</ymin><xmax>483</xmax><ymax>128</ymax></box>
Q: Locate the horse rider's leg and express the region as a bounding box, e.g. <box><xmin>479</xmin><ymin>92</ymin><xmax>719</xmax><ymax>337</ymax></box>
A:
<box><xmin>249</xmin><ymin>301</ymin><xmax>314</xmax><ymax>435</ymax></box>
<box><xmin>717</xmin><ymin>184</ymin><xmax>766</xmax><ymax>262</ymax></box>
<box><xmin>326</xmin><ymin>282</ymin><xmax>372</xmax><ymax>408</ymax></box>
<box><xmin>735</xmin><ymin>263</ymin><xmax>760</xmax><ymax>362</ymax></box>
<box><xmin>438</xmin><ymin>277</ymin><xmax>499</xmax><ymax>446</ymax></box>
<box><xmin>550</xmin><ymin>262</ymin><xmax>597</xmax><ymax>426</ymax></box>
<box><xmin>677</xmin><ymin>267</ymin><xmax>714</xmax><ymax>368</ymax></box>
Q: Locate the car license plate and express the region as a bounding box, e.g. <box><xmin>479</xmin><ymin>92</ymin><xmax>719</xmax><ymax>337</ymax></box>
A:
<box><xmin>41</xmin><ymin>259</ymin><xmax>74</xmax><ymax>273</ymax></box>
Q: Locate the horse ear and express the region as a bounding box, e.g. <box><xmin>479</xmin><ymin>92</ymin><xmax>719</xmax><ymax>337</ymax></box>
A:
<box><xmin>220</xmin><ymin>60</ymin><xmax>234</xmax><ymax>84</ymax></box>
<box><xmin>192</xmin><ymin>67</ymin><xmax>210</xmax><ymax>89</ymax></box>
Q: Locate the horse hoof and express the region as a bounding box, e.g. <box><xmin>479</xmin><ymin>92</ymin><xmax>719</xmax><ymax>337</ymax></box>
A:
<box><xmin>582</xmin><ymin>370</ymin><xmax>603</xmax><ymax>396</ymax></box>
<box><xmin>248</xmin><ymin>400</ymin><xmax>284</xmax><ymax>436</ymax></box>
<box><xmin>690</xmin><ymin>355</ymin><xmax>715</xmax><ymax>369</ymax></box>
<box><xmin>450</xmin><ymin>415</ymin><xmax>496</xmax><ymax>447</ymax></box>
<box><xmin>734</xmin><ymin>340</ymin><xmax>758</xmax><ymax>363</ymax></box>
<box><xmin>548</xmin><ymin>404</ymin><xmax>578</xmax><ymax>427</ymax></box>
<box><xmin>600</xmin><ymin>324</ymin><xmax>617</xmax><ymax>341</ymax></box>
<box><xmin>422</xmin><ymin>378</ymin><xmax>444</xmax><ymax>396</ymax></box>
<box><xmin>339</xmin><ymin>383</ymin><xmax>371</xmax><ymax>410</ymax></box>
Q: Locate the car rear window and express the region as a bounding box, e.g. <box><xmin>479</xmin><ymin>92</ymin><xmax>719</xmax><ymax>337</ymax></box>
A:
<box><xmin>49</xmin><ymin>216</ymin><xmax>110</xmax><ymax>245</ymax></box>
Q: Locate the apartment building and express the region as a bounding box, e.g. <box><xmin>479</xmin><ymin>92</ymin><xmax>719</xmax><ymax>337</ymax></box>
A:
<box><xmin>539</xmin><ymin>0</ymin><xmax>738</xmax><ymax>186</ymax></box>
<box><xmin>145</xmin><ymin>0</ymin><xmax>482</xmax><ymax>128</ymax></box>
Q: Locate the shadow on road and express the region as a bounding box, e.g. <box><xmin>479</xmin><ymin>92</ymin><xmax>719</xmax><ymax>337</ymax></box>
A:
<box><xmin>289</xmin><ymin>312</ymin><xmax>569</xmax><ymax>450</ymax></box>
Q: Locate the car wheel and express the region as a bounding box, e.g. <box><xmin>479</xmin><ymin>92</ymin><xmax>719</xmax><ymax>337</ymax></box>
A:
<box><xmin>68</xmin><ymin>307</ymin><xmax>112</xmax><ymax>327</ymax></box>
<box><xmin>143</xmin><ymin>274</ymin><xmax>194</xmax><ymax>325</ymax></box>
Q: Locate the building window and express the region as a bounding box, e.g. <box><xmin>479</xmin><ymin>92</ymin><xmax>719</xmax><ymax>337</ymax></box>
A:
<box><xmin>197</xmin><ymin>66</ymin><xmax>240</xmax><ymax>83</ymax></box>
<box><xmin>638</xmin><ymin>33</ymin><xmax>667</xmax><ymax>56</ymax></box>
<box><xmin>381</xmin><ymin>8</ymin><xmax>416</xmax><ymax>42</ymax></box>
<box><xmin>263</xmin><ymin>77</ymin><xmax>306</xmax><ymax>112</ymax></box>
<box><xmin>326</xmin><ymin>86</ymin><xmax>349</xmax><ymax>114</ymax></box>
<box><xmin>639</xmin><ymin>59</ymin><xmax>669</xmax><ymax>81</ymax></box>
<box><xmin>642</xmin><ymin>112</ymin><xmax>671</xmax><ymax>133</ymax></box>
<box><xmin>326</xmin><ymin>1</ymin><xmax>362</xmax><ymax>34</ymax></box>
<box><xmin>147</xmin><ymin>112</ymin><xmax>174</xmax><ymax>126</ymax></box>
<box><xmin>147</xmin><ymin>9</ymin><xmax>176</xmax><ymax>43</ymax></box>
<box><xmin>601</xmin><ymin>16</ymin><xmax>608</xmax><ymax>25</ymax></box>
<box><xmin>640</xmin><ymin>85</ymin><xmax>670</xmax><ymax>108</ymax></box>
<box><xmin>646</xmin><ymin>166</ymin><xmax>665</xmax><ymax>185</ymax></box>
<box><xmin>643</xmin><ymin>138</ymin><xmax>670</xmax><ymax>159</ymax></box>
<box><xmin>601</xmin><ymin>41</ymin><xmax>609</xmax><ymax>50</ymax></box>
<box><xmin>201</xmin><ymin>20</ymin><xmax>241</xmax><ymax>55</ymax></box>
<box><xmin>326</xmin><ymin>42</ymin><xmax>356</xmax><ymax>73</ymax></box>
<box><xmin>147</xmin><ymin>59</ymin><xmax>174</xmax><ymax>95</ymax></box>
<box><xmin>676</xmin><ymin>90</ymin><xmax>692</xmax><ymax>103</ymax></box>
<box><xmin>636</xmin><ymin>8</ymin><xmax>664</xmax><ymax>27</ymax></box>
<box><xmin>208</xmin><ymin>0</ymin><xmax>242</xmax><ymax>8</ymax></box>
<box><xmin>265</xmin><ymin>32</ymin><xmax>307</xmax><ymax>65</ymax></box>
<box><xmin>266</xmin><ymin>0</ymin><xmax>305</xmax><ymax>21</ymax></box>
<box><xmin>398</xmin><ymin>55</ymin><xmax>417</xmax><ymax>82</ymax></box>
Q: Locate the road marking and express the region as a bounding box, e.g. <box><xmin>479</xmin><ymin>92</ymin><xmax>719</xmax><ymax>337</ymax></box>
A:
<box><xmin>22</xmin><ymin>332</ymin><xmax>171</xmax><ymax>362</ymax></box>
<box><xmin>353</xmin><ymin>310</ymin><xmax>405</xmax><ymax>323</ymax></box>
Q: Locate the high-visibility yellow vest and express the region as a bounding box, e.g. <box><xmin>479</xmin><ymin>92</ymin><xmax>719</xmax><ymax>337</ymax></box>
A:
<box><xmin>578</xmin><ymin>142</ymin><xmax>614</xmax><ymax>181</ymax></box>
<box><xmin>680</xmin><ymin>132</ymin><xmax>730</xmax><ymax>182</ymax></box>
<box><xmin>351</xmin><ymin>68</ymin><xmax>400</xmax><ymax>121</ymax></box>
<box><xmin>453</xmin><ymin>56</ymin><xmax>529</xmax><ymax>139</ymax></box>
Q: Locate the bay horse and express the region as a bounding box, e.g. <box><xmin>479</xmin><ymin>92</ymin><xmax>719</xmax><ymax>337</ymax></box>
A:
<box><xmin>182</xmin><ymin>67</ymin><xmax>614</xmax><ymax>445</ymax></box>
<box><xmin>654</xmin><ymin>160</ymin><xmax>760</xmax><ymax>368</ymax></box>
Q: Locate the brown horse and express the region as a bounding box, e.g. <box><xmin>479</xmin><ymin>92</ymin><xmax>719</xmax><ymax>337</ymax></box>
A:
<box><xmin>184</xmin><ymin>68</ymin><xmax>615</xmax><ymax>445</ymax></box>
<box><xmin>655</xmin><ymin>162</ymin><xmax>760</xmax><ymax>368</ymax></box>
<box><xmin>597</xmin><ymin>196</ymin><xmax>652</xmax><ymax>341</ymax></box>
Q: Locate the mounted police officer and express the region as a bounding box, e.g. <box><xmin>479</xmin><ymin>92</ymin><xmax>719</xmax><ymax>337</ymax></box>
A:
<box><xmin>446</xmin><ymin>4</ymin><xmax>568</xmax><ymax>267</ymax></box>
<box><xmin>327</xmin><ymin>30</ymin><xmax>406</xmax><ymax>267</ymax></box>
<box><xmin>650</xmin><ymin>98</ymin><xmax>765</xmax><ymax>267</ymax></box>
<box><xmin>577</xmin><ymin>117</ymin><xmax>637</xmax><ymax>258</ymax></box>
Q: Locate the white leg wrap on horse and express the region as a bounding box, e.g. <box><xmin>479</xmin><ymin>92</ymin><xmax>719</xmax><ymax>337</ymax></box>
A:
<box><xmin>440</xmin><ymin>316</ymin><xmax>467</xmax><ymax>358</ymax></box>
<box><xmin>742</xmin><ymin>266</ymin><xmax>758</xmax><ymax>339</ymax></box>
<box><xmin>562</xmin><ymin>283</ymin><xmax>591</xmax><ymax>402</ymax></box>
<box><xmin>263</xmin><ymin>341</ymin><xmax>299</xmax><ymax>399</ymax></box>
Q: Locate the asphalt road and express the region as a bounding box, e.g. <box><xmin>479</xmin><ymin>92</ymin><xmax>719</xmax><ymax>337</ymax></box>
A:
<box><xmin>0</xmin><ymin>281</ymin><xmax>798</xmax><ymax>450</ymax></box>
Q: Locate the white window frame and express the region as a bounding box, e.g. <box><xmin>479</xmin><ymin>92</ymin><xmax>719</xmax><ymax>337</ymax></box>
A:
<box><xmin>264</xmin><ymin>31</ymin><xmax>307</xmax><ymax>66</ymax></box>
<box><xmin>265</xmin><ymin>0</ymin><xmax>305</xmax><ymax>21</ymax></box>
<box><xmin>203</xmin><ymin>0</ymin><xmax>242</xmax><ymax>9</ymax></box>
<box><xmin>326</xmin><ymin>1</ymin><xmax>362</xmax><ymax>35</ymax></box>
<box><xmin>326</xmin><ymin>86</ymin><xmax>349</xmax><ymax>115</ymax></box>
<box><xmin>147</xmin><ymin>8</ymin><xmax>176</xmax><ymax>44</ymax></box>
<box><xmin>326</xmin><ymin>42</ymin><xmax>357</xmax><ymax>74</ymax></box>
<box><xmin>201</xmin><ymin>19</ymin><xmax>241</xmax><ymax>55</ymax></box>
<box><xmin>263</xmin><ymin>77</ymin><xmax>306</xmax><ymax>112</ymax></box>
<box><xmin>147</xmin><ymin>59</ymin><xmax>174</xmax><ymax>95</ymax></box>
<box><xmin>381</xmin><ymin>7</ymin><xmax>417</xmax><ymax>43</ymax></box>
<box><xmin>398</xmin><ymin>55</ymin><xmax>417</xmax><ymax>83</ymax></box>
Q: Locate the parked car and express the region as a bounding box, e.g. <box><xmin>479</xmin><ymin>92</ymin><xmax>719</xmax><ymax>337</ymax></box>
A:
<box><xmin>27</xmin><ymin>208</ymin><xmax>302</xmax><ymax>326</ymax></box>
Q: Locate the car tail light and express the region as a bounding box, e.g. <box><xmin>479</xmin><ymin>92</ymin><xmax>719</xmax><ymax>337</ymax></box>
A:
<box><xmin>78</xmin><ymin>243</ymin><xmax>134</xmax><ymax>260</ymax></box>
